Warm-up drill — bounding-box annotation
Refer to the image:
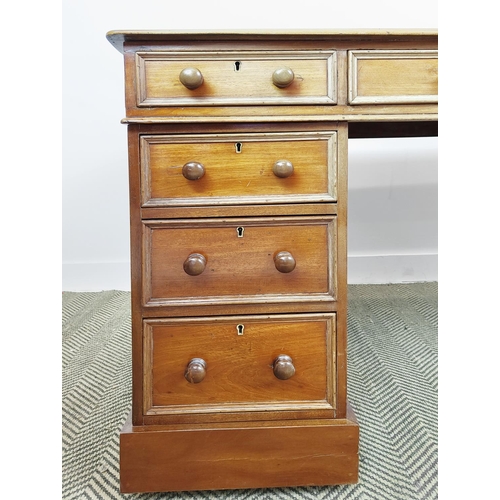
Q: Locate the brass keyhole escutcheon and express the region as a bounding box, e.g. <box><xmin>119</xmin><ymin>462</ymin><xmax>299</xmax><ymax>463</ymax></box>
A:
<box><xmin>236</xmin><ymin>227</ymin><xmax>244</xmax><ymax>238</ymax></box>
<box><xmin>235</xmin><ymin>142</ymin><xmax>243</xmax><ymax>153</ymax></box>
<box><xmin>236</xmin><ymin>324</ymin><xmax>244</xmax><ymax>336</ymax></box>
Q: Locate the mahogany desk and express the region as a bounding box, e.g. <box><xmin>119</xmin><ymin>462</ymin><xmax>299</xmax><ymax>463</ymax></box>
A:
<box><xmin>107</xmin><ymin>30</ymin><xmax>438</xmax><ymax>493</ymax></box>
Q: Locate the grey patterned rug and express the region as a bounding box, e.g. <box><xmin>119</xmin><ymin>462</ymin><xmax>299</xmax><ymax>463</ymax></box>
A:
<box><xmin>62</xmin><ymin>283</ymin><xmax>438</xmax><ymax>500</ymax></box>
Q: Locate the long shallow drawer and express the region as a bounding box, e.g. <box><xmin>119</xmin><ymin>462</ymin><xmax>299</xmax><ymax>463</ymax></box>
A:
<box><xmin>143</xmin><ymin>313</ymin><xmax>336</xmax><ymax>421</ymax></box>
<box><xmin>135</xmin><ymin>50</ymin><xmax>336</xmax><ymax>106</ymax></box>
<box><xmin>140</xmin><ymin>131</ymin><xmax>338</xmax><ymax>207</ymax></box>
<box><xmin>348</xmin><ymin>50</ymin><xmax>438</xmax><ymax>104</ymax></box>
<box><xmin>142</xmin><ymin>216</ymin><xmax>336</xmax><ymax>307</ymax></box>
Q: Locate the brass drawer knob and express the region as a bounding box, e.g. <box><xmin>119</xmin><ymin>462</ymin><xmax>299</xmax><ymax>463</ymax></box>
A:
<box><xmin>183</xmin><ymin>253</ymin><xmax>207</xmax><ymax>276</ymax></box>
<box><xmin>272</xmin><ymin>67</ymin><xmax>294</xmax><ymax>88</ymax></box>
<box><xmin>274</xmin><ymin>251</ymin><xmax>296</xmax><ymax>273</ymax></box>
<box><xmin>179</xmin><ymin>67</ymin><xmax>204</xmax><ymax>90</ymax></box>
<box><xmin>185</xmin><ymin>358</ymin><xmax>207</xmax><ymax>383</ymax></box>
<box><xmin>182</xmin><ymin>161</ymin><xmax>205</xmax><ymax>180</ymax></box>
<box><xmin>273</xmin><ymin>160</ymin><xmax>294</xmax><ymax>178</ymax></box>
<box><xmin>273</xmin><ymin>355</ymin><xmax>295</xmax><ymax>380</ymax></box>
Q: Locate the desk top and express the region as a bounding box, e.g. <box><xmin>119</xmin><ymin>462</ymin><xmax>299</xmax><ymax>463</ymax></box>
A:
<box><xmin>107</xmin><ymin>29</ymin><xmax>438</xmax><ymax>54</ymax></box>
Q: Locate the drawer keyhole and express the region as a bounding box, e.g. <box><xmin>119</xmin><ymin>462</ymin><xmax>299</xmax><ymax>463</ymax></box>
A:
<box><xmin>237</xmin><ymin>324</ymin><xmax>245</xmax><ymax>335</ymax></box>
<box><xmin>236</xmin><ymin>227</ymin><xmax>244</xmax><ymax>238</ymax></box>
<box><xmin>234</xmin><ymin>61</ymin><xmax>242</xmax><ymax>71</ymax></box>
<box><xmin>235</xmin><ymin>142</ymin><xmax>243</xmax><ymax>153</ymax></box>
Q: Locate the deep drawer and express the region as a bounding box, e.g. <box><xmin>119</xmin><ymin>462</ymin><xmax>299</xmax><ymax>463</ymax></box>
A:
<box><xmin>143</xmin><ymin>313</ymin><xmax>336</xmax><ymax>421</ymax></box>
<box><xmin>135</xmin><ymin>50</ymin><xmax>336</xmax><ymax>106</ymax></box>
<box><xmin>140</xmin><ymin>131</ymin><xmax>338</xmax><ymax>206</ymax></box>
<box><xmin>142</xmin><ymin>216</ymin><xmax>337</xmax><ymax>307</ymax></box>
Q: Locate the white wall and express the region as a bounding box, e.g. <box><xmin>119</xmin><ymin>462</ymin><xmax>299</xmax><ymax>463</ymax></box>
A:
<box><xmin>62</xmin><ymin>0</ymin><xmax>438</xmax><ymax>291</ymax></box>
<box><xmin>348</xmin><ymin>136</ymin><xmax>437</xmax><ymax>283</ymax></box>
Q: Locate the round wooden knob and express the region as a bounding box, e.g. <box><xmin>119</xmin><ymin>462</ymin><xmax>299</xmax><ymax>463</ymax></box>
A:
<box><xmin>184</xmin><ymin>358</ymin><xmax>207</xmax><ymax>384</ymax></box>
<box><xmin>273</xmin><ymin>355</ymin><xmax>295</xmax><ymax>380</ymax></box>
<box><xmin>179</xmin><ymin>67</ymin><xmax>204</xmax><ymax>89</ymax></box>
<box><xmin>274</xmin><ymin>251</ymin><xmax>296</xmax><ymax>273</ymax></box>
<box><xmin>272</xmin><ymin>67</ymin><xmax>294</xmax><ymax>88</ymax></box>
<box><xmin>183</xmin><ymin>253</ymin><xmax>207</xmax><ymax>276</ymax></box>
<box><xmin>273</xmin><ymin>160</ymin><xmax>294</xmax><ymax>178</ymax></box>
<box><xmin>182</xmin><ymin>162</ymin><xmax>205</xmax><ymax>180</ymax></box>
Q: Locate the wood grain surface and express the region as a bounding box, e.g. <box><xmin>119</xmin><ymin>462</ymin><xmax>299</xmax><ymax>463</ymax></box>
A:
<box><xmin>143</xmin><ymin>313</ymin><xmax>336</xmax><ymax>420</ymax></box>
<box><xmin>141</xmin><ymin>130</ymin><xmax>337</xmax><ymax>206</ymax></box>
<box><xmin>120</xmin><ymin>406</ymin><xmax>359</xmax><ymax>493</ymax></box>
<box><xmin>143</xmin><ymin>216</ymin><xmax>336</xmax><ymax>306</ymax></box>
<box><xmin>136</xmin><ymin>50</ymin><xmax>336</xmax><ymax>106</ymax></box>
<box><xmin>348</xmin><ymin>50</ymin><xmax>438</xmax><ymax>104</ymax></box>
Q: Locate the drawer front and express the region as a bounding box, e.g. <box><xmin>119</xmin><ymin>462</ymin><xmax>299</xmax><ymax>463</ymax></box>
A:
<box><xmin>143</xmin><ymin>216</ymin><xmax>336</xmax><ymax>307</ymax></box>
<box><xmin>135</xmin><ymin>50</ymin><xmax>336</xmax><ymax>106</ymax></box>
<box><xmin>348</xmin><ymin>50</ymin><xmax>438</xmax><ymax>104</ymax></box>
<box><xmin>141</xmin><ymin>131</ymin><xmax>337</xmax><ymax>207</ymax></box>
<box><xmin>143</xmin><ymin>313</ymin><xmax>336</xmax><ymax>419</ymax></box>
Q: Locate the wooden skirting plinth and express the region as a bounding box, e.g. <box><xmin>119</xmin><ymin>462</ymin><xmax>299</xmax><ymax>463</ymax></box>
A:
<box><xmin>120</xmin><ymin>405</ymin><xmax>359</xmax><ymax>493</ymax></box>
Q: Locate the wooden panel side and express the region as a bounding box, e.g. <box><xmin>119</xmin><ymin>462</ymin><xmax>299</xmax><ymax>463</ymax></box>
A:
<box><xmin>127</xmin><ymin>125</ymin><xmax>145</xmax><ymax>426</ymax></box>
<box><xmin>335</xmin><ymin>122</ymin><xmax>349</xmax><ymax>418</ymax></box>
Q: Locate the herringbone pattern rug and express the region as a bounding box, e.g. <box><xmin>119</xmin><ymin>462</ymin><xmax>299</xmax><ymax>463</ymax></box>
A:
<box><xmin>62</xmin><ymin>283</ymin><xmax>438</xmax><ymax>499</ymax></box>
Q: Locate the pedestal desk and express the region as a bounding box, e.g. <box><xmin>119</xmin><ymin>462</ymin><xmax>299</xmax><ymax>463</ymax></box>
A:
<box><xmin>106</xmin><ymin>30</ymin><xmax>438</xmax><ymax>493</ymax></box>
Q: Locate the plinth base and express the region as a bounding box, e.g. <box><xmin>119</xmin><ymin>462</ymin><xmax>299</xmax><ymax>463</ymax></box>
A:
<box><xmin>120</xmin><ymin>405</ymin><xmax>359</xmax><ymax>493</ymax></box>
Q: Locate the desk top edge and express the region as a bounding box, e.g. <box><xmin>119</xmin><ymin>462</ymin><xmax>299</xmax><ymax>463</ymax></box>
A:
<box><xmin>106</xmin><ymin>29</ymin><xmax>438</xmax><ymax>53</ymax></box>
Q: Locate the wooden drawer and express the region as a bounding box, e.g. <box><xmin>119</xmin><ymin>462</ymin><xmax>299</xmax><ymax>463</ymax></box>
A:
<box><xmin>143</xmin><ymin>313</ymin><xmax>336</xmax><ymax>421</ymax></box>
<box><xmin>140</xmin><ymin>131</ymin><xmax>338</xmax><ymax>207</ymax></box>
<box><xmin>348</xmin><ymin>50</ymin><xmax>438</xmax><ymax>104</ymax></box>
<box><xmin>135</xmin><ymin>50</ymin><xmax>336</xmax><ymax>106</ymax></box>
<box><xmin>142</xmin><ymin>216</ymin><xmax>336</xmax><ymax>307</ymax></box>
